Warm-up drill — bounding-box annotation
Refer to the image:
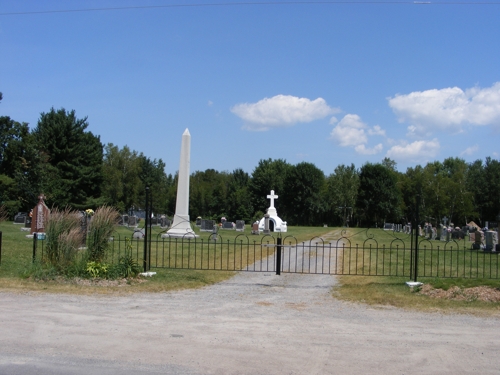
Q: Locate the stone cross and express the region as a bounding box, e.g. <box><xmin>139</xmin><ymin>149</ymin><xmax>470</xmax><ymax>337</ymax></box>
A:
<box><xmin>267</xmin><ymin>190</ymin><xmax>278</xmax><ymax>208</ymax></box>
<box><xmin>442</xmin><ymin>216</ymin><xmax>448</xmax><ymax>226</ymax></box>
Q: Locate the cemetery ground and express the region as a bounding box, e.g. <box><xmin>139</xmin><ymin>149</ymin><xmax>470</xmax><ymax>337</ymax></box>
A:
<box><xmin>0</xmin><ymin>221</ymin><xmax>498</xmax><ymax>316</ymax></box>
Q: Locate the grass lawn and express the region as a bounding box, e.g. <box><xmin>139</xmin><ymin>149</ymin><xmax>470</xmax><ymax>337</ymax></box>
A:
<box><xmin>332</xmin><ymin>228</ymin><xmax>500</xmax><ymax>316</ymax></box>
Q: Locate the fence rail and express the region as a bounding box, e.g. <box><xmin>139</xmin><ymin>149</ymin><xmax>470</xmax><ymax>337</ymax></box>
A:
<box><xmin>32</xmin><ymin>230</ymin><xmax>500</xmax><ymax>279</ymax></box>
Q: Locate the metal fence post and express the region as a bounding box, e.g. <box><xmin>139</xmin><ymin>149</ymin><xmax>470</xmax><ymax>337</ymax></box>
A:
<box><xmin>413</xmin><ymin>195</ymin><xmax>420</xmax><ymax>282</ymax></box>
<box><xmin>32</xmin><ymin>233</ymin><xmax>37</xmax><ymax>263</ymax></box>
<box><xmin>276</xmin><ymin>236</ymin><xmax>282</xmax><ymax>275</ymax></box>
<box><xmin>149</xmin><ymin>192</ymin><xmax>153</xmax><ymax>270</ymax></box>
<box><xmin>143</xmin><ymin>187</ymin><xmax>149</xmax><ymax>273</ymax></box>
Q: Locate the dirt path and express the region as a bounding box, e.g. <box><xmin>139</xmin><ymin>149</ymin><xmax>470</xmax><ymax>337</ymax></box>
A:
<box><xmin>0</xmin><ymin>231</ymin><xmax>499</xmax><ymax>374</ymax></box>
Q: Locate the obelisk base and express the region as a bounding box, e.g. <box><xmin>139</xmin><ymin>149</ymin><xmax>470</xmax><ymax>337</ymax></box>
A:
<box><xmin>163</xmin><ymin>214</ymin><xmax>198</xmax><ymax>238</ymax></box>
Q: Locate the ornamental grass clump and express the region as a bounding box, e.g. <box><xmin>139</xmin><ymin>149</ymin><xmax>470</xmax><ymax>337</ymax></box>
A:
<box><xmin>86</xmin><ymin>206</ymin><xmax>119</xmax><ymax>262</ymax></box>
<box><xmin>44</xmin><ymin>208</ymin><xmax>83</xmax><ymax>270</ymax></box>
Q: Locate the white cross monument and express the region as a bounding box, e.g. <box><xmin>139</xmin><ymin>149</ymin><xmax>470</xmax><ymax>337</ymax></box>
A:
<box><xmin>258</xmin><ymin>189</ymin><xmax>287</xmax><ymax>233</ymax></box>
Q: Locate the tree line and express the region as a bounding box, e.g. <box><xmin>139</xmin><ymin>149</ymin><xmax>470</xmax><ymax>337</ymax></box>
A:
<box><xmin>1</xmin><ymin>104</ymin><xmax>499</xmax><ymax>227</ymax></box>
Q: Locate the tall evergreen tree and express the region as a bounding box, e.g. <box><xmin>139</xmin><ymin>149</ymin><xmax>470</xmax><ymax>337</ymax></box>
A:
<box><xmin>0</xmin><ymin>116</ymin><xmax>42</xmax><ymax>215</ymax></box>
<box><xmin>33</xmin><ymin>108</ymin><xmax>103</xmax><ymax>209</ymax></box>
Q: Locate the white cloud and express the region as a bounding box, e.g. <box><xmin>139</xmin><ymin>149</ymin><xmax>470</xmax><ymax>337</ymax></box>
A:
<box><xmin>460</xmin><ymin>144</ymin><xmax>479</xmax><ymax>156</ymax></box>
<box><xmin>208</xmin><ymin>100</ymin><xmax>213</xmax><ymax>106</ymax></box>
<box><xmin>330</xmin><ymin>114</ymin><xmax>368</xmax><ymax>146</ymax></box>
<box><xmin>231</xmin><ymin>95</ymin><xmax>339</xmax><ymax>131</ymax></box>
<box><xmin>388</xmin><ymin>82</ymin><xmax>500</xmax><ymax>136</ymax></box>
<box><xmin>368</xmin><ymin>125</ymin><xmax>386</xmax><ymax>136</ymax></box>
<box><xmin>330</xmin><ymin>114</ymin><xmax>384</xmax><ymax>155</ymax></box>
<box><xmin>386</xmin><ymin>139</ymin><xmax>440</xmax><ymax>162</ymax></box>
<box><xmin>355</xmin><ymin>144</ymin><xmax>383</xmax><ymax>155</ymax></box>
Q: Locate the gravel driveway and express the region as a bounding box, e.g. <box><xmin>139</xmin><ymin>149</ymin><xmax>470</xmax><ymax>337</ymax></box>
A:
<box><xmin>1</xmin><ymin>270</ymin><xmax>499</xmax><ymax>375</ymax></box>
<box><xmin>0</xmin><ymin>234</ymin><xmax>499</xmax><ymax>374</ymax></box>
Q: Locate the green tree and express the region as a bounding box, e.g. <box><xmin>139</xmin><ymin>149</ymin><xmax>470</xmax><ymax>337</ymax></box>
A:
<box><xmin>138</xmin><ymin>155</ymin><xmax>172</xmax><ymax>215</ymax></box>
<box><xmin>0</xmin><ymin>116</ymin><xmax>43</xmax><ymax>215</ymax></box>
<box><xmin>356</xmin><ymin>163</ymin><xmax>402</xmax><ymax>226</ymax></box>
<box><xmin>101</xmin><ymin>144</ymin><xmax>142</xmax><ymax>212</ymax></box>
<box><xmin>250</xmin><ymin>158</ymin><xmax>291</xmax><ymax>215</ymax></box>
<box><xmin>33</xmin><ymin>108</ymin><xmax>103</xmax><ymax>209</ymax></box>
<box><xmin>282</xmin><ymin>162</ymin><xmax>326</xmax><ymax>226</ymax></box>
<box><xmin>226</xmin><ymin>169</ymin><xmax>253</xmax><ymax>223</ymax></box>
<box><xmin>189</xmin><ymin>169</ymin><xmax>230</xmax><ymax>220</ymax></box>
<box><xmin>325</xmin><ymin>163</ymin><xmax>359</xmax><ymax>226</ymax></box>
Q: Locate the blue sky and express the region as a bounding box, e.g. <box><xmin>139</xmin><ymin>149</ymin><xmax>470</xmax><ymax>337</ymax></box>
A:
<box><xmin>1</xmin><ymin>0</ymin><xmax>499</xmax><ymax>176</ymax></box>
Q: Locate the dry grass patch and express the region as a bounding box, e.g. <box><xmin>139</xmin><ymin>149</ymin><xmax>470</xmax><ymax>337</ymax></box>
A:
<box><xmin>333</xmin><ymin>276</ymin><xmax>500</xmax><ymax>317</ymax></box>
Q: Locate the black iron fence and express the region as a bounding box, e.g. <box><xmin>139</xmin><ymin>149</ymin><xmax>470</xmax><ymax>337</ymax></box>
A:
<box><xmin>31</xmin><ymin>229</ymin><xmax>500</xmax><ymax>280</ymax></box>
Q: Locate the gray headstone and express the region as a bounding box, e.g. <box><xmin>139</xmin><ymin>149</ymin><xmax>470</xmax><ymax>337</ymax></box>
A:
<box><xmin>14</xmin><ymin>212</ymin><xmax>27</xmax><ymax>224</ymax></box>
<box><xmin>263</xmin><ymin>214</ymin><xmax>270</xmax><ymax>234</ymax></box>
<box><xmin>485</xmin><ymin>231</ymin><xmax>498</xmax><ymax>251</ymax></box>
<box><xmin>200</xmin><ymin>219</ymin><xmax>215</xmax><ymax>232</ymax></box>
<box><xmin>383</xmin><ymin>223</ymin><xmax>394</xmax><ymax>231</ymax></box>
<box><xmin>222</xmin><ymin>221</ymin><xmax>234</xmax><ymax>230</ymax></box>
<box><xmin>128</xmin><ymin>216</ymin><xmax>138</xmax><ymax>227</ymax></box>
<box><xmin>235</xmin><ymin>220</ymin><xmax>245</xmax><ymax>232</ymax></box>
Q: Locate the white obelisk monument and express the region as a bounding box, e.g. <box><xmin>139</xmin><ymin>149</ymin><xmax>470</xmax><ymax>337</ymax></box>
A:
<box><xmin>165</xmin><ymin>129</ymin><xmax>198</xmax><ymax>238</ymax></box>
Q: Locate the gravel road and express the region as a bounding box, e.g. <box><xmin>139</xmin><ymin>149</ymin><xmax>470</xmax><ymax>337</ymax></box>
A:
<box><xmin>0</xmin><ymin>234</ymin><xmax>499</xmax><ymax>374</ymax></box>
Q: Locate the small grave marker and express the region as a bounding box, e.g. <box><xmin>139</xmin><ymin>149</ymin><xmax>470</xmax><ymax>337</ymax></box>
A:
<box><xmin>30</xmin><ymin>194</ymin><xmax>50</xmax><ymax>234</ymax></box>
<box><xmin>235</xmin><ymin>220</ymin><xmax>245</xmax><ymax>232</ymax></box>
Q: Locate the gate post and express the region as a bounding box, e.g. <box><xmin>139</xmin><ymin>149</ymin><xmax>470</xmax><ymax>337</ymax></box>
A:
<box><xmin>413</xmin><ymin>195</ymin><xmax>420</xmax><ymax>282</ymax></box>
<box><xmin>276</xmin><ymin>236</ymin><xmax>282</xmax><ymax>275</ymax></box>
<box><xmin>32</xmin><ymin>233</ymin><xmax>37</xmax><ymax>264</ymax></box>
<box><xmin>143</xmin><ymin>187</ymin><xmax>149</xmax><ymax>273</ymax></box>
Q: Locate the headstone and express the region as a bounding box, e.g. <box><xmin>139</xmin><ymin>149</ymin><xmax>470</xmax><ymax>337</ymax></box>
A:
<box><xmin>235</xmin><ymin>220</ymin><xmax>245</xmax><ymax>232</ymax></box>
<box><xmin>195</xmin><ymin>217</ymin><xmax>202</xmax><ymax>227</ymax></box>
<box><xmin>222</xmin><ymin>221</ymin><xmax>234</xmax><ymax>230</ymax></box>
<box><xmin>431</xmin><ymin>227</ymin><xmax>437</xmax><ymax>240</ymax></box>
<box><xmin>251</xmin><ymin>222</ymin><xmax>260</xmax><ymax>235</ymax></box>
<box><xmin>121</xmin><ymin>215</ymin><xmax>129</xmax><ymax>225</ymax></box>
<box><xmin>210</xmin><ymin>224</ymin><xmax>218</xmax><ymax>242</ymax></box>
<box><xmin>418</xmin><ymin>226</ymin><xmax>423</xmax><ymax>237</ymax></box>
<box><xmin>200</xmin><ymin>219</ymin><xmax>215</xmax><ymax>232</ymax></box>
<box><xmin>473</xmin><ymin>230</ymin><xmax>483</xmax><ymax>249</ymax></box>
<box><xmin>30</xmin><ymin>194</ymin><xmax>50</xmax><ymax>234</ymax></box>
<box><xmin>485</xmin><ymin>231</ymin><xmax>498</xmax><ymax>252</ymax></box>
<box><xmin>128</xmin><ymin>216</ymin><xmax>138</xmax><ymax>227</ymax></box>
<box><xmin>263</xmin><ymin>214</ymin><xmax>270</xmax><ymax>234</ymax></box>
<box><xmin>383</xmin><ymin>223</ymin><xmax>394</xmax><ymax>231</ymax></box>
<box><xmin>14</xmin><ymin>212</ymin><xmax>27</xmax><ymax>225</ymax></box>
